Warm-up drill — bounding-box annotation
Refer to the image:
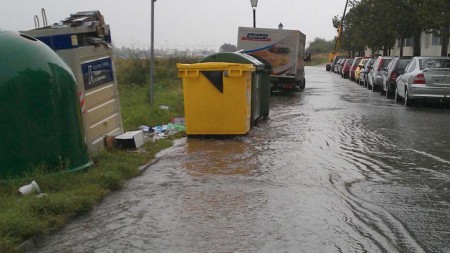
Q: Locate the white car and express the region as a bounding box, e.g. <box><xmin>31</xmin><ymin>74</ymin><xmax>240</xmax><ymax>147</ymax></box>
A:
<box><xmin>395</xmin><ymin>56</ymin><xmax>450</xmax><ymax>106</ymax></box>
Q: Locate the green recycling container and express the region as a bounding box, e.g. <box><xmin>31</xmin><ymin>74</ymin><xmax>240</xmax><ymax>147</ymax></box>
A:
<box><xmin>248</xmin><ymin>55</ymin><xmax>272</xmax><ymax>119</ymax></box>
<box><xmin>0</xmin><ymin>31</ymin><xmax>92</xmax><ymax>180</ymax></box>
<box><xmin>200</xmin><ymin>52</ymin><xmax>271</xmax><ymax>121</ymax></box>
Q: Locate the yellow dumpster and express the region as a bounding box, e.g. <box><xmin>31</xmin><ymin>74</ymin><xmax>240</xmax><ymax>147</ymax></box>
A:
<box><xmin>177</xmin><ymin>62</ymin><xmax>255</xmax><ymax>135</ymax></box>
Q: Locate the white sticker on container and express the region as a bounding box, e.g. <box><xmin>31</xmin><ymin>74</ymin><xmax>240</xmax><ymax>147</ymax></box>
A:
<box><xmin>71</xmin><ymin>35</ymin><xmax>78</xmax><ymax>46</ymax></box>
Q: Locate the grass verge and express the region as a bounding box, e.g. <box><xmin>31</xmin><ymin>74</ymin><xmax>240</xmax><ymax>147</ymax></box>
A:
<box><xmin>306</xmin><ymin>53</ymin><xmax>329</xmax><ymax>66</ymax></box>
<box><xmin>0</xmin><ymin>55</ymin><xmax>194</xmax><ymax>252</ymax></box>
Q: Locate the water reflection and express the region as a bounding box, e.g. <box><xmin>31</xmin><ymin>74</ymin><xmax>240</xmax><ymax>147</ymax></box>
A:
<box><xmin>183</xmin><ymin>138</ymin><xmax>260</xmax><ymax>176</ymax></box>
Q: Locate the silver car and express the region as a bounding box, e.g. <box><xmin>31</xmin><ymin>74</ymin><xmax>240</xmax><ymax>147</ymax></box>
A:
<box><xmin>395</xmin><ymin>56</ymin><xmax>450</xmax><ymax>106</ymax></box>
<box><xmin>368</xmin><ymin>56</ymin><xmax>394</xmax><ymax>91</ymax></box>
<box><xmin>360</xmin><ymin>58</ymin><xmax>374</xmax><ymax>86</ymax></box>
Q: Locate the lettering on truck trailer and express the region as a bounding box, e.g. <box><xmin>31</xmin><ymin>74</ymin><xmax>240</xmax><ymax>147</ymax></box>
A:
<box><xmin>241</xmin><ymin>33</ymin><xmax>271</xmax><ymax>41</ymax></box>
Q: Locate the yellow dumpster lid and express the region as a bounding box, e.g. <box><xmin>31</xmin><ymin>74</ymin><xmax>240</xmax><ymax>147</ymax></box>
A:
<box><xmin>177</xmin><ymin>62</ymin><xmax>255</xmax><ymax>72</ymax></box>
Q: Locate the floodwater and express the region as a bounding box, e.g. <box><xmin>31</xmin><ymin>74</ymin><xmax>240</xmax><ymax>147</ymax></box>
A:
<box><xmin>35</xmin><ymin>66</ymin><xmax>450</xmax><ymax>253</ymax></box>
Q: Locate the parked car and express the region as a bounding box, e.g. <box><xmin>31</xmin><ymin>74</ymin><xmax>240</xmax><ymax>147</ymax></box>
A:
<box><xmin>349</xmin><ymin>57</ymin><xmax>367</xmax><ymax>81</ymax></box>
<box><xmin>360</xmin><ymin>58</ymin><xmax>374</xmax><ymax>86</ymax></box>
<box><xmin>355</xmin><ymin>58</ymin><xmax>369</xmax><ymax>84</ymax></box>
<box><xmin>334</xmin><ymin>58</ymin><xmax>345</xmax><ymax>73</ymax></box>
<box><xmin>368</xmin><ymin>56</ymin><xmax>394</xmax><ymax>91</ymax></box>
<box><xmin>331</xmin><ymin>55</ymin><xmax>345</xmax><ymax>73</ymax></box>
<box><xmin>339</xmin><ymin>59</ymin><xmax>349</xmax><ymax>77</ymax></box>
<box><xmin>395</xmin><ymin>56</ymin><xmax>450</xmax><ymax>106</ymax></box>
<box><xmin>341</xmin><ymin>59</ymin><xmax>354</xmax><ymax>79</ymax></box>
<box><xmin>382</xmin><ymin>56</ymin><xmax>412</xmax><ymax>98</ymax></box>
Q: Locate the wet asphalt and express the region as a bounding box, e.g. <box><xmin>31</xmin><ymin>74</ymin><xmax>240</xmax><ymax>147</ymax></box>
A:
<box><xmin>34</xmin><ymin>65</ymin><xmax>450</xmax><ymax>253</ymax></box>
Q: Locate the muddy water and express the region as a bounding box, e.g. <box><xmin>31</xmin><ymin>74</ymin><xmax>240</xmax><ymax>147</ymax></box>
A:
<box><xmin>36</xmin><ymin>66</ymin><xmax>450</xmax><ymax>253</ymax></box>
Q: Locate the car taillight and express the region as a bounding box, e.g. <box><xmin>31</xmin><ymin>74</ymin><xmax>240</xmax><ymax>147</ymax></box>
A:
<box><xmin>389</xmin><ymin>71</ymin><xmax>398</xmax><ymax>82</ymax></box>
<box><xmin>413</xmin><ymin>73</ymin><xmax>425</xmax><ymax>84</ymax></box>
<box><xmin>377</xmin><ymin>60</ymin><xmax>383</xmax><ymax>70</ymax></box>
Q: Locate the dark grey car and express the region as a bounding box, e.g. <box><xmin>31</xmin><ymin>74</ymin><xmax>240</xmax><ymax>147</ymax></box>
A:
<box><xmin>382</xmin><ymin>56</ymin><xmax>412</xmax><ymax>97</ymax></box>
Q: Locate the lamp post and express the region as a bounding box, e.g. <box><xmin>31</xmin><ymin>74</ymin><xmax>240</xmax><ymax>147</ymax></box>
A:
<box><xmin>150</xmin><ymin>0</ymin><xmax>156</xmax><ymax>105</ymax></box>
<box><xmin>250</xmin><ymin>0</ymin><xmax>258</xmax><ymax>28</ymax></box>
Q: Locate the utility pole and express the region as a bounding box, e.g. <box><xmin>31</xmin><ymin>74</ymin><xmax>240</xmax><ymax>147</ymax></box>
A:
<box><xmin>150</xmin><ymin>0</ymin><xmax>156</xmax><ymax>105</ymax></box>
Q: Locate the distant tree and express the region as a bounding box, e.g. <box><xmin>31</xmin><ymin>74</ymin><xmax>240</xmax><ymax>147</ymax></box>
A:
<box><xmin>219</xmin><ymin>43</ymin><xmax>237</xmax><ymax>52</ymax></box>
<box><xmin>339</xmin><ymin>1</ymin><xmax>371</xmax><ymax>56</ymax></box>
<box><xmin>343</xmin><ymin>0</ymin><xmax>397</xmax><ymax>56</ymax></box>
<box><xmin>415</xmin><ymin>0</ymin><xmax>450</xmax><ymax>56</ymax></box>
<box><xmin>389</xmin><ymin>0</ymin><xmax>419</xmax><ymax>56</ymax></box>
<box><xmin>333</xmin><ymin>0</ymin><xmax>450</xmax><ymax>57</ymax></box>
<box><xmin>307</xmin><ymin>38</ymin><xmax>334</xmax><ymax>54</ymax></box>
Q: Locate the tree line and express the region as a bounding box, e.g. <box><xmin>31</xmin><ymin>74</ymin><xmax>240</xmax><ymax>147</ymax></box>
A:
<box><xmin>333</xmin><ymin>0</ymin><xmax>449</xmax><ymax>56</ymax></box>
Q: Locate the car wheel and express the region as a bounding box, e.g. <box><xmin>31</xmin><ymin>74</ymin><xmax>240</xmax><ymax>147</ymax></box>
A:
<box><xmin>395</xmin><ymin>88</ymin><xmax>400</xmax><ymax>103</ymax></box>
<box><xmin>404</xmin><ymin>89</ymin><xmax>413</xmax><ymax>107</ymax></box>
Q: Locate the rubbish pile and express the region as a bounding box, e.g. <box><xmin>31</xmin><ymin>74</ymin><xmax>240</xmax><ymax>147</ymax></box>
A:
<box><xmin>109</xmin><ymin>117</ymin><xmax>186</xmax><ymax>150</ymax></box>
<box><xmin>139</xmin><ymin>122</ymin><xmax>186</xmax><ymax>140</ymax></box>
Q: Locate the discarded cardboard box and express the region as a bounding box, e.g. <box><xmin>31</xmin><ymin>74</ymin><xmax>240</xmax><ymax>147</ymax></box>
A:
<box><xmin>171</xmin><ymin>117</ymin><xmax>185</xmax><ymax>125</ymax></box>
<box><xmin>104</xmin><ymin>135</ymin><xmax>116</xmax><ymax>148</ymax></box>
<box><xmin>115</xmin><ymin>130</ymin><xmax>145</xmax><ymax>149</ymax></box>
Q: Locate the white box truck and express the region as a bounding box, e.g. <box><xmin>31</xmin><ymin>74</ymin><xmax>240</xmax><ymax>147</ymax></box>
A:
<box><xmin>237</xmin><ymin>26</ymin><xmax>308</xmax><ymax>93</ymax></box>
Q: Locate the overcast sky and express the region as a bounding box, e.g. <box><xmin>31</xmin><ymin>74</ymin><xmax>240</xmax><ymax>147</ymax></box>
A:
<box><xmin>1</xmin><ymin>0</ymin><xmax>345</xmax><ymax>51</ymax></box>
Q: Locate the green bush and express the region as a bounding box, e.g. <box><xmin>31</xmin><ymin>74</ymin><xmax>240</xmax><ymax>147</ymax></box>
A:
<box><xmin>115</xmin><ymin>54</ymin><xmax>200</xmax><ymax>88</ymax></box>
<box><xmin>117</xmin><ymin>55</ymin><xmax>198</xmax><ymax>129</ymax></box>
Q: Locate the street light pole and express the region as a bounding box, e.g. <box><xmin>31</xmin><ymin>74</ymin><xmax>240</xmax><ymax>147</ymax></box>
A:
<box><xmin>150</xmin><ymin>0</ymin><xmax>156</xmax><ymax>105</ymax></box>
<box><xmin>253</xmin><ymin>8</ymin><xmax>256</xmax><ymax>28</ymax></box>
<box><xmin>250</xmin><ymin>0</ymin><xmax>258</xmax><ymax>28</ymax></box>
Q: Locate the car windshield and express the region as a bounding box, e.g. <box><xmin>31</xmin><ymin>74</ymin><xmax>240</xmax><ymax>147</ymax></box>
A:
<box><xmin>419</xmin><ymin>59</ymin><xmax>450</xmax><ymax>69</ymax></box>
<box><xmin>381</xmin><ymin>59</ymin><xmax>392</xmax><ymax>68</ymax></box>
<box><xmin>398</xmin><ymin>59</ymin><xmax>412</xmax><ymax>70</ymax></box>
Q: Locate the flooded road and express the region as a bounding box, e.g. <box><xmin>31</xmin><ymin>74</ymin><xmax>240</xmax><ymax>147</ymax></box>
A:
<box><xmin>36</xmin><ymin>66</ymin><xmax>450</xmax><ymax>253</ymax></box>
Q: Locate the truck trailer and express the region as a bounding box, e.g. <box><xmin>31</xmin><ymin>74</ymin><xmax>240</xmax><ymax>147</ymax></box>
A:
<box><xmin>237</xmin><ymin>26</ymin><xmax>308</xmax><ymax>93</ymax></box>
